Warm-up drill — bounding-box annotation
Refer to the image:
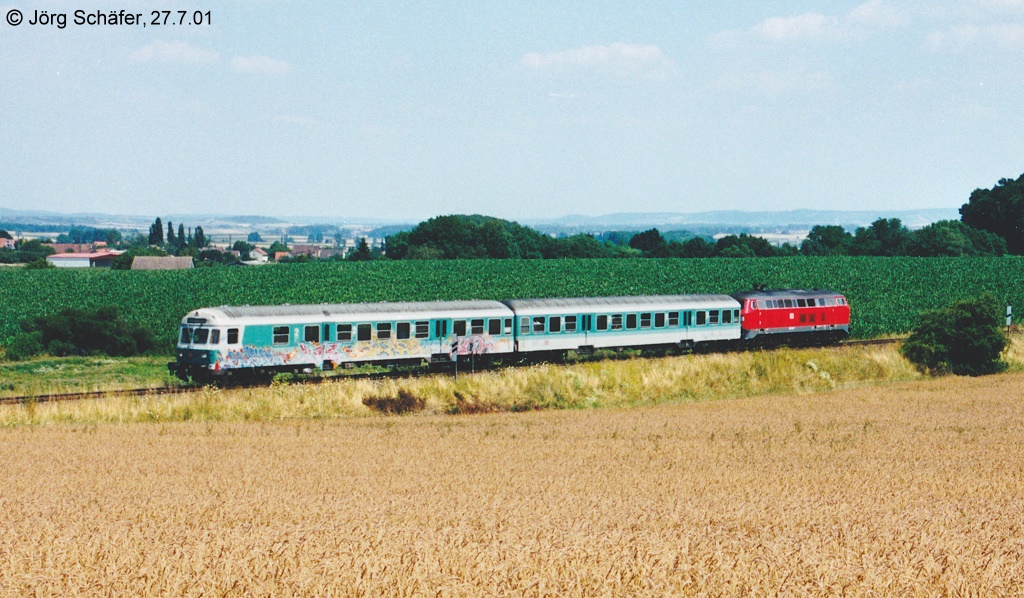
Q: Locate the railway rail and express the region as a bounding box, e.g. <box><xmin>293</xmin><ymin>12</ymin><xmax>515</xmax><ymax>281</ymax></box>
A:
<box><xmin>0</xmin><ymin>337</ymin><xmax>902</xmax><ymax>406</ymax></box>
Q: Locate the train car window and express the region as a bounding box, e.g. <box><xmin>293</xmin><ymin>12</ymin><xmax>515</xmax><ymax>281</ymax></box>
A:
<box><xmin>550</xmin><ymin>316</ymin><xmax>562</xmax><ymax>333</ymax></box>
<box><xmin>837</xmin><ymin>297</ymin><xmax>847</xmax><ymax>305</ymax></box>
<box><xmin>684</xmin><ymin>312</ymin><xmax>692</xmax><ymax>326</ymax></box>
<box><xmin>823</xmin><ymin>297</ymin><xmax>835</xmax><ymax>306</ymax></box>
<box><xmin>611</xmin><ymin>315</ymin><xmax>623</xmax><ymax>330</ymax></box>
<box><xmin>640</xmin><ymin>313</ymin><xmax>652</xmax><ymax>328</ymax></box>
<box><xmin>735</xmin><ymin>310</ymin><xmax>740</xmax><ymax>320</ymax></box>
<box><xmin>273</xmin><ymin>326</ymin><xmax>289</xmax><ymax>345</ymax></box>
<box><xmin>489</xmin><ymin>319</ymin><xmax>501</xmax><ymax>335</ymax></box>
<box><xmin>357</xmin><ymin>324</ymin><xmax>372</xmax><ymax>341</ymax></box>
<box><xmin>304</xmin><ymin>325</ymin><xmax>320</xmax><ymax>343</ymax></box>
<box><xmin>453</xmin><ymin>320</ymin><xmax>467</xmax><ymax>336</ymax></box>
<box><xmin>565</xmin><ymin>316</ymin><xmax>577</xmax><ymax>332</ymax></box>
<box><xmin>180</xmin><ymin>328</ymin><xmax>192</xmax><ymax>344</ymax></box>
<box><xmin>667</xmin><ymin>312</ymin><xmax>678</xmax><ymax>327</ymax></box>
<box><xmin>377</xmin><ymin>322</ymin><xmax>392</xmax><ymax>340</ymax></box>
<box><xmin>622</xmin><ymin>314</ymin><xmax>635</xmax><ymax>329</ymax></box>
<box><xmin>471</xmin><ymin>319</ymin><xmax>484</xmax><ymax>335</ymax></box>
<box><xmin>210</xmin><ymin>329</ymin><xmax>221</xmax><ymax>344</ymax></box>
<box><xmin>784</xmin><ymin>299</ymin><xmax>794</xmax><ymax>308</ymax></box>
<box><xmin>397</xmin><ymin>322</ymin><xmax>411</xmax><ymax>340</ymax></box>
<box><xmin>696</xmin><ymin>311</ymin><xmax>706</xmax><ymax>326</ymax></box>
<box><xmin>597</xmin><ymin>315</ymin><xmax>609</xmax><ymax>331</ymax></box>
<box><xmin>806</xmin><ymin>298</ymin><xmax>817</xmax><ymax>307</ymax></box>
<box><xmin>338</xmin><ymin>324</ymin><xmax>353</xmax><ymax>342</ymax></box>
<box><xmin>521</xmin><ymin>317</ymin><xmax>531</xmax><ymax>334</ymax></box>
<box><xmin>722</xmin><ymin>310</ymin><xmax>732</xmax><ymax>324</ymax></box>
<box><xmin>796</xmin><ymin>299</ymin><xmax>806</xmax><ymax>307</ymax></box>
<box><xmin>709</xmin><ymin>310</ymin><xmax>720</xmax><ymax>325</ymax></box>
<box><xmin>415</xmin><ymin>321</ymin><xmax>429</xmax><ymax>339</ymax></box>
<box><xmin>227</xmin><ymin>328</ymin><xmax>239</xmax><ymax>344</ymax></box>
<box><xmin>435</xmin><ymin>320</ymin><xmax>448</xmax><ymax>338</ymax></box>
<box><xmin>533</xmin><ymin>317</ymin><xmax>545</xmax><ymax>333</ymax></box>
<box><xmin>504</xmin><ymin>318</ymin><xmax>512</xmax><ymax>334</ymax></box>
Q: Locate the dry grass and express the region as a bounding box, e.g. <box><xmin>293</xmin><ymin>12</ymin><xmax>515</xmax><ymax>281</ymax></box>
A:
<box><xmin>0</xmin><ymin>343</ymin><xmax>924</xmax><ymax>426</ymax></box>
<box><xmin>2</xmin><ymin>373</ymin><xmax>1024</xmax><ymax>595</ymax></box>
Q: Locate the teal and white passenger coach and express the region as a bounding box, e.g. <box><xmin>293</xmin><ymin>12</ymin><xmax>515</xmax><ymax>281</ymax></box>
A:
<box><xmin>169</xmin><ymin>294</ymin><xmax>745</xmax><ymax>382</ymax></box>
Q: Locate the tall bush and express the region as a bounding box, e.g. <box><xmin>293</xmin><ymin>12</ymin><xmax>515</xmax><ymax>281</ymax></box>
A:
<box><xmin>901</xmin><ymin>294</ymin><xmax>1008</xmax><ymax>376</ymax></box>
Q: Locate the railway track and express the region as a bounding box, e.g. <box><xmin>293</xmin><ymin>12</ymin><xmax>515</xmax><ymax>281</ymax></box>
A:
<box><xmin>0</xmin><ymin>337</ymin><xmax>903</xmax><ymax>406</ymax></box>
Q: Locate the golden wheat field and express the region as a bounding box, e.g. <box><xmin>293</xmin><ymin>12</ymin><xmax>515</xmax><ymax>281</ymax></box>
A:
<box><xmin>2</xmin><ymin>372</ymin><xmax>1024</xmax><ymax>596</ymax></box>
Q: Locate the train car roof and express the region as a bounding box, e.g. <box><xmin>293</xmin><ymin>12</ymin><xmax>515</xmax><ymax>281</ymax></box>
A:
<box><xmin>732</xmin><ymin>288</ymin><xmax>844</xmax><ymax>300</ymax></box>
<box><xmin>182</xmin><ymin>300</ymin><xmax>513</xmax><ymax>326</ymax></box>
<box><xmin>501</xmin><ymin>294</ymin><xmax>739</xmax><ymax>316</ymax></box>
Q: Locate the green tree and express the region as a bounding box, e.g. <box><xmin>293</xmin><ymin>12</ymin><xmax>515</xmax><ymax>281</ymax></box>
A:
<box><xmin>906</xmin><ymin>220</ymin><xmax>1006</xmax><ymax>257</ymax></box>
<box><xmin>801</xmin><ymin>225</ymin><xmax>853</xmax><ymax>256</ymax></box>
<box><xmin>166</xmin><ymin>221</ymin><xmax>175</xmax><ymax>247</ymax></box>
<box><xmin>7</xmin><ymin>306</ymin><xmax>155</xmax><ymax>359</ymax></box>
<box><xmin>678</xmin><ymin>237</ymin><xmax>715</xmax><ymax>258</ymax></box>
<box><xmin>348</xmin><ymin>238</ymin><xmax>373</xmax><ymax>261</ymax></box>
<box><xmin>247</xmin><ymin>231</ymin><xmax>264</xmax><ymax>243</ymax></box>
<box><xmin>959</xmin><ymin>173</ymin><xmax>1024</xmax><ymax>254</ymax></box>
<box><xmin>714</xmin><ymin>234</ymin><xmax>777</xmax><ymax>257</ymax></box>
<box><xmin>148</xmin><ymin>217</ymin><xmax>164</xmax><ymax>245</ymax></box>
<box><xmin>629</xmin><ymin>229</ymin><xmax>669</xmax><ymax>257</ymax></box>
<box><xmin>849</xmin><ymin>218</ymin><xmax>911</xmax><ymax>256</ymax></box>
<box><xmin>193</xmin><ymin>226</ymin><xmax>207</xmax><ymax>249</ymax></box>
<box><xmin>900</xmin><ymin>294</ymin><xmax>1008</xmax><ymax>376</ymax></box>
<box><xmin>177</xmin><ymin>224</ymin><xmax>186</xmax><ymax>250</ymax></box>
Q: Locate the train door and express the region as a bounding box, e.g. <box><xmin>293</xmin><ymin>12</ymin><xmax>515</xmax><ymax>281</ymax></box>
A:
<box><xmin>434</xmin><ymin>319</ymin><xmax>448</xmax><ymax>355</ymax></box>
<box><xmin>582</xmin><ymin>314</ymin><xmax>591</xmax><ymax>347</ymax></box>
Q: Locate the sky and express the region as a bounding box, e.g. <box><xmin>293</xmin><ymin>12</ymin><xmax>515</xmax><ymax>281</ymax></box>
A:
<box><xmin>1</xmin><ymin>1</ymin><xmax>1022</xmax><ymax>222</ymax></box>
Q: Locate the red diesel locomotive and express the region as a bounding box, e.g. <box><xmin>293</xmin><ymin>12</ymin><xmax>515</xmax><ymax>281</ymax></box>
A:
<box><xmin>732</xmin><ymin>288</ymin><xmax>850</xmax><ymax>345</ymax></box>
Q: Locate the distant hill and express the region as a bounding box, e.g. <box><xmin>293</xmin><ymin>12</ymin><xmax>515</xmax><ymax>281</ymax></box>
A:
<box><xmin>527</xmin><ymin>209</ymin><xmax>960</xmax><ymax>233</ymax></box>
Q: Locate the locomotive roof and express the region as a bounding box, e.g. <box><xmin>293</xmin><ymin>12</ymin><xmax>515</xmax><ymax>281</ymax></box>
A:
<box><xmin>501</xmin><ymin>294</ymin><xmax>739</xmax><ymax>315</ymax></box>
<box><xmin>732</xmin><ymin>288</ymin><xmax>844</xmax><ymax>300</ymax></box>
<box><xmin>185</xmin><ymin>300</ymin><xmax>513</xmax><ymax>325</ymax></box>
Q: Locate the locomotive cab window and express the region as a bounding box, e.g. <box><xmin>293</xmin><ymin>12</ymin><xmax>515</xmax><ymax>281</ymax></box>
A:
<box><xmin>797</xmin><ymin>299</ymin><xmax>807</xmax><ymax>307</ymax></box>
<box><xmin>180</xmin><ymin>328</ymin><xmax>192</xmax><ymax>344</ymax></box>
<box><xmin>397</xmin><ymin>322</ymin><xmax>411</xmax><ymax>340</ymax></box>
<box><xmin>192</xmin><ymin>328</ymin><xmax>209</xmax><ymax>344</ymax></box>
<box><xmin>784</xmin><ymin>299</ymin><xmax>794</xmax><ymax>308</ymax></box>
<box><xmin>837</xmin><ymin>297</ymin><xmax>847</xmax><ymax>305</ymax></box>
<box><xmin>304</xmin><ymin>325</ymin><xmax>320</xmax><ymax>343</ymax></box>
<box><xmin>489</xmin><ymin>319</ymin><xmax>501</xmax><ymax>335</ymax></box>
<box><xmin>337</xmin><ymin>324</ymin><xmax>353</xmax><ymax>342</ymax></box>
<box><xmin>210</xmin><ymin>329</ymin><xmax>221</xmax><ymax>345</ymax></box>
<box><xmin>357</xmin><ymin>324</ymin><xmax>372</xmax><ymax>341</ymax></box>
<box><xmin>227</xmin><ymin>328</ymin><xmax>239</xmax><ymax>344</ymax></box>
<box><xmin>415</xmin><ymin>321</ymin><xmax>429</xmax><ymax>339</ymax></box>
<box><xmin>453</xmin><ymin>320</ymin><xmax>467</xmax><ymax>336</ymax></box>
<box><xmin>273</xmin><ymin>326</ymin><xmax>289</xmax><ymax>345</ymax></box>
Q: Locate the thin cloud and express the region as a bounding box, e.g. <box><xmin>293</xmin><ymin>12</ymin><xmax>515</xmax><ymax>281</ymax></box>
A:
<box><xmin>711</xmin><ymin>69</ymin><xmax>834</xmax><ymax>95</ymax></box>
<box><xmin>131</xmin><ymin>40</ymin><xmax>220</xmax><ymax>65</ymax></box>
<box><xmin>232</xmin><ymin>55</ymin><xmax>292</xmax><ymax>76</ymax></box>
<box><xmin>520</xmin><ymin>43</ymin><xmax>674</xmax><ymax>78</ymax></box>
<box><xmin>928</xmin><ymin>23</ymin><xmax>1024</xmax><ymax>50</ymax></box>
<box><xmin>716</xmin><ymin>0</ymin><xmax>905</xmax><ymax>46</ymax></box>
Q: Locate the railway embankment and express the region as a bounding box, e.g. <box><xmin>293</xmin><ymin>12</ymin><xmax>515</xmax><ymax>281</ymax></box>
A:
<box><xmin>4</xmin><ymin>336</ymin><xmax>1023</xmax><ymax>426</ymax></box>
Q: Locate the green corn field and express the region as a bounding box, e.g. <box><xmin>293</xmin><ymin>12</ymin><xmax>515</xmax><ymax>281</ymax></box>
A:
<box><xmin>1</xmin><ymin>257</ymin><xmax>1021</xmax><ymax>350</ymax></box>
